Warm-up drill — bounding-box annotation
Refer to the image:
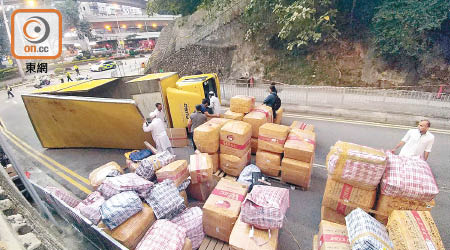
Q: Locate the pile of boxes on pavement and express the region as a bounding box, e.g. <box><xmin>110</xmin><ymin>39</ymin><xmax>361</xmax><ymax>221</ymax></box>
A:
<box><xmin>315</xmin><ymin>141</ymin><xmax>444</xmax><ymax>249</ymax></box>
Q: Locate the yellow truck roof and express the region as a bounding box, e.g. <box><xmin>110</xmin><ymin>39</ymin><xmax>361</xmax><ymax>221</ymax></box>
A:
<box><xmin>176</xmin><ymin>74</ymin><xmax>215</xmax><ymax>87</ymax></box>
<box><xmin>127</xmin><ymin>72</ymin><xmax>178</xmax><ymax>83</ymax></box>
<box><xmin>32</xmin><ymin>80</ymin><xmax>87</xmax><ymax>94</ymax></box>
<box><xmin>57</xmin><ymin>78</ymin><xmax>117</xmax><ymax>93</ymax></box>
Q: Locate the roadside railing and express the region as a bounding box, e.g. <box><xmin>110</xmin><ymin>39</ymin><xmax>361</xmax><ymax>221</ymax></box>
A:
<box><xmin>220</xmin><ymin>82</ymin><xmax>450</xmax><ymax>118</ymax></box>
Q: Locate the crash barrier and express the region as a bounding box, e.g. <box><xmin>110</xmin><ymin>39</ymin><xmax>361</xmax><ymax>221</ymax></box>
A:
<box><xmin>221</xmin><ymin>83</ymin><xmax>450</xmax><ymax>119</ymax></box>
<box><xmin>30</xmin><ymin>181</ymin><xmax>127</xmax><ymax>250</ymax></box>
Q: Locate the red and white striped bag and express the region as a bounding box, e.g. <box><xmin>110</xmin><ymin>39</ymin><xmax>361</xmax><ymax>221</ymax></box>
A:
<box><xmin>241</xmin><ymin>185</ymin><xmax>289</xmax><ymax>229</ymax></box>
<box><xmin>74</xmin><ymin>191</ymin><xmax>105</xmax><ymax>225</ymax></box>
<box><xmin>136</xmin><ymin>219</ymin><xmax>186</xmax><ymax>250</ymax></box>
<box><xmin>171</xmin><ymin>207</ymin><xmax>204</xmax><ymax>249</ymax></box>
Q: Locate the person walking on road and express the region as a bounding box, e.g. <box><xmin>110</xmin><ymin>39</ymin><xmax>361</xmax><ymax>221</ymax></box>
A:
<box><xmin>391</xmin><ymin>119</ymin><xmax>435</xmax><ymax>161</ymax></box>
<box><xmin>187</xmin><ymin>104</ymin><xmax>207</xmax><ymax>150</ymax></box>
<box><xmin>208</xmin><ymin>91</ymin><xmax>221</xmax><ymax>114</ymax></box>
<box><xmin>143</xmin><ymin>116</ymin><xmax>173</xmax><ymax>154</ymax></box>
<box><xmin>74</xmin><ymin>65</ymin><xmax>80</xmax><ymax>75</ymax></box>
<box><xmin>263</xmin><ymin>85</ymin><xmax>281</xmax><ymax>119</ymax></box>
<box><xmin>6</xmin><ymin>85</ymin><xmax>14</xmax><ymax>98</ymax></box>
<box><xmin>66</xmin><ymin>71</ymin><xmax>73</xmax><ymax>82</ymax></box>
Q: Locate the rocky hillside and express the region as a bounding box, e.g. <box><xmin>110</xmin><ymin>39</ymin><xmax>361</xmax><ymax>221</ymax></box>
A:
<box><xmin>148</xmin><ymin>3</ymin><xmax>450</xmax><ymax>89</ymax></box>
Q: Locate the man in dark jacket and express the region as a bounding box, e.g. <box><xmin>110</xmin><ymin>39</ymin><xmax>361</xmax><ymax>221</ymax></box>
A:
<box><xmin>263</xmin><ymin>85</ymin><xmax>279</xmax><ymax>118</ymax></box>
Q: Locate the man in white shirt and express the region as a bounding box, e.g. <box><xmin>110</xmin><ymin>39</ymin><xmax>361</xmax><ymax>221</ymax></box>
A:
<box><xmin>208</xmin><ymin>91</ymin><xmax>221</xmax><ymax>114</ymax></box>
<box><xmin>142</xmin><ymin>117</ymin><xmax>173</xmax><ymax>154</ymax></box>
<box><xmin>149</xmin><ymin>103</ymin><xmax>166</xmax><ymax>125</ymax></box>
<box><xmin>391</xmin><ymin>120</ymin><xmax>435</xmax><ymax>161</ymax></box>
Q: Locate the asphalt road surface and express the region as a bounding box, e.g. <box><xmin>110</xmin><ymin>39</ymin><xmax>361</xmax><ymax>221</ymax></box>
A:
<box><xmin>0</xmin><ymin>84</ymin><xmax>449</xmax><ymax>249</ymax></box>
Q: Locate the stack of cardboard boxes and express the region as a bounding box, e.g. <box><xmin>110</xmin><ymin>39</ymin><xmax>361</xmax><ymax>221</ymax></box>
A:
<box><xmin>256</xmin><ymin>123</ymin><xmax>290</xmax><ymax>177</ymax></box>
<box><xmin>243</xmin><ymin>105</ymin><xmax>273</xmax><ymax>154</ymax></box>
<box><xmin>223</xmin><ymin>95</ymin><xmax>255</xmax><ymax>121</ymax></box>
<box><xmin>219</xmin><ymin>120</ymin><xmax>252</xmax><ymax>176</ymax></box>
<box><xmin>280</xmin><ymin>121</ymin><xmax>316</xmax><ymax>189</ymax></box>
<box><xmin>186</xmin><ymin>153</ymin><xmax>214</xmax><ymax>202</ymax></box>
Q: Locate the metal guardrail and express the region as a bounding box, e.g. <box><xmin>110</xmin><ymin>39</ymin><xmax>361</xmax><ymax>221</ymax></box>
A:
<box><xmin>220</xmin><ymin>83</ymin><xmax>450</xmax><ymax>118</ymax></box>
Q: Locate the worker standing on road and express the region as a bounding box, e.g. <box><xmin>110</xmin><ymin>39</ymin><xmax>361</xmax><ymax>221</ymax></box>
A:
<box><xmin>150</xmin><ymin>103</ymin><xmax>166</xmax><ymax>126</ymax></box>
<box><xmin>208</xmin><ymin>91</ymin><xmax>221</xmax><ymax>114</ymax></box>
<box><xmin>143</xmin><ymin>115</ymin><xmax>173</xmax><ymax>154</ymax></box>
<box><xmin>187</xmin><ymin>104</ymin><xmax>207</xmax><ymax>150</ymax></box>
<box><xmin>74</xmin><ymin>65</ymin><xmax>80</xmax><ymax>75</ymax></box>
<box><xmin>391</xmin><ymin>119</ymin><xmax>435</xmax><ymax>161</ymax></box>
<box><xmin>201</xmin><ymin>99</ymin><xmax>219</xmax><ymax>118</ymax></box>
<box><xmin>66</xmin><ymin>71</ymin><xmax>73</xmax><ymax>82</ymax></box>
<box><xmin>263</xmin><ymin>85</ymin><xmax>281</xmax><ymax>119</ymax></box>
<box><xmin>6</xmin><ymin>85</ymin><xmax>14</xmax><ymax>98</ymax></box>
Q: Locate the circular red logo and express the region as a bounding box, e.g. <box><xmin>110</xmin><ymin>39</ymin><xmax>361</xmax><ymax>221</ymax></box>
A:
<box><xmin>215</xmin><ymin>200</ymin><xmax>231</xmax><ymax>208</ymax></box>
<box><xmin>227</xmin><ymin>135</ymin><xmax>234</xmax><ymax>141</ymax></box>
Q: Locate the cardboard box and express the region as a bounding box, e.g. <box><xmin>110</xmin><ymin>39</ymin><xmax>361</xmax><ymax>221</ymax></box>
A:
<box><xmin>322</xmin><ymin>178</ymin><xmax>376</xmax><ymax>216</ymax></box>
<box><xmin>89</xmin><ymin>161</ymin><xmax>124</xmax><ymax>189</ymax></box>
<box><xmin>258</xmin><ymin>123</ymin><xmax>290</xmax><ymax>153</ymax></box>
<box><xmin>203</xmin><ymin>179</ymin><xmax>248</xmax><ymax>242</ymax></box>
<box><xmin>387</xmin><ymin>210</ymin><xmax>444</xmax><ymax>250</ymax></box>
<box><xmin>318</xmin><ymin>220</ymin><xmax>350</xmax><ymax>250</ymax></box>
<box><xmin>220</xmin><ymin>149</ymin><xmax>251</xmax><ymax>176</ymax></box>
<box><xmin>180</xmin><ymin>190</ymin><xmax>188</xmax><ymax>207</ymax></box>
<box><xmin>182</xmin><ymin>238</ymin><xmax>192</xmax><ymax>250</ymax></box>
<box><xmin>166</xmin><ymin>128</ymin><xmax>188</xmax><ymax>148</ymax></box>
<box><xmin>252</xmin><ymin>105</ymin><xmax>273</xmax><ymax>123</ymax></box>
<box><xmin>321</xmin><ymin>206</ymin><xmax>346</xmax><ymax>225</ymax></box>
<box><xmin>207</xmin><ymin>118</ymin><xmax>231</xmax><ymax>127</ymax></box>
<box><xmin>229</xmin><ymin>215</ymin><xmax>279</xmax><ymax>250</ymax></box>
<box><xmin>220</xmin><ymin>121</ymin><xmax>252</xmax><ymax>157</ymax></box>
<box><xmin>375</xmin><ymin>194</ymin><xmax>435</xmax><ymax>225</ymax></box>
<box><xmin>209</xmin><ymin>152</ymin><xmax>219</xmax><ymax>173</ymax></box>
<box><xmin>99</xmin><ymin>203</ymin><xmax>156</xmax><ymax>250</ymax></box>
<box><xmin>186</xmin><ymin>178</ymin><xmax>217</xmax><ymax>201</ymax></box>
<box><xmin>250</xmin><ymin>138</ymin><xmax>258</xmax><ymax>155</ymax></box>
<box><xmin>230</xmin><ymin>95</ymin><xmax>255</xmax><ymax>113</ymax></box>
<box><xmin>194</xmin><ymin>122</ymin><xmax>222</xmax><ymax>153</ymax></box>
<box><xmin>284</xmin><ymin>129</ymin><xmax>316</xmax><ymax>162</ymax></box>
<box><xmin>255</xmin><ymin>150</ymin><xmax>281</xmax><ymax>177</ymax></box>
<box><xmin>274</xmin><ymin>107</ymin><xmax>283</xmax><ymax>124</ymax></box>
<box><xmin>281</xmin><ymin>157</ymin><xmax>312</xmax><ymax>188</ymax></box>
<box><xmin>189</xmin><ymin>153</ymin><xmax>213</xmax><ymax>184</ymax></box>
<box><xmin>224</xmin><ymin>109</ymin><xmax>245</xmax><ymax>121</ymax></box>
<box><xmin>156</xmin><ymin>160</ymin><xmax>189</xmax><ymax>187</ymax></box>
<box><xmin>290</xmin><ymin>121</ymin><xmax>314</xmax><ymax>132</ymax></box>
<box><xmin>243</xmin><ymin>111</ymin><xmax>267</xmax><ymax>138</ymax></box>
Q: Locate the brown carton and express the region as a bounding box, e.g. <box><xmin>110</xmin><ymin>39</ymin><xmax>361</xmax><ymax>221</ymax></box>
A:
<box><xmin>186</xmin><ymin>178</ymin><xmax>217</xmax><ymax>201</ymax></box>
<box><xmin>284</xmin><ymin>129</ymin><xmax>316</xmax><ymax>162</ymax></box>
<box><xmin>203</xmin><ymin>179</ymin><xmax>248</xmax><ymax>242</ymax></box>
<box><xmin>274</xmin><ymin>107</ymin><xmax>283</xmax><ymax>124</ymax></box>
<box><xmin>258</xmin><ymin>123</ymin><xmax>290</xmax><ymax>153</ymax></box>
<box><xmin>243</xmin><ymin>111</ymin><xmax>267</xmax><ymax>138</ymax></box>
<box><xmin>193</xmin><ymin>122</ymin><xmax>222</xmax><ymax>153</ymax></box>
<box><xmin>180</xmin><ymin>190</ymin><xmax>188</xmax><ymax>207</ymax></box>
<box><xmin>318</xmin><ymin>220</ymin><xmax>350</xmax><ymax>249</ymax></box>
<box><xmin>321</xmin><ymin>206</ymin><xmax>346</xmax><ymax>225</ymax></box>
<box><xmin>89</xmin><ymin>161</ymin><xmax>124</xmax><ymax>189</ymax></box>
<box><xmin>166</xmin><ymin>128</ymin><xmax>188</xmax><ymax>148</ymax></box>
<box><xmin>182</xmin><ymin>238</ymin><xmax>192</xmax><ymax>250</ymax></box>
<box><xmin>189</xmin><ymin>153</ymin><xmax>213</xmax><ymax>184</ymax></box>
<box><xmin>230</xmin><ymin>95</ymin><xmax>255</xmax><ymax>113</ymax></box>
<box><xmin>220</xmin><ymin>149</ymin><xmax>251</xmax><ymax>176</ymax></box>
<box><xmin>209</xmin><ymin>152</ymin><xmax>219</xmax><ymax>173</ymax></box>
<box><xmin>220</xmin><ymin>121</ymin><xmax>252</xmax><ymax>157</ymax></box>
<box><xmin>252</xmin><ymin>105</ymin><xmax>273</xmax><ymax>123</ymax></box>
<box><xmin>99</xmin><ymin>203</ymin><xmax>156</xmax><ymax>249</ymax></box>
<box><xmin>281</xmin><ymin>157</ymin><xmax>312</xmax><ymax>188</ymax></box>
<box><xmin>224</xmin><ymin>109</ymin><xmax>245</xmax><ymax>121</ymax></box>
<box><xmin>375</xmin><ymin>194</ymin><xmax>435</xmax><ymax>225</ymax></box>
<box><xmin>255</xmin><ymin>150</ymin><xmax>281</xmax><ymax>177</ymax></box>
<box><xmin>156</xmin><ymin>160</ymin><xmax>189</xmax><ymax>187</ymax></box>
<box><xmin>207</xmin><ymin>118</ymin><xmax>232</xmax><ymax>127</ymax></box>
<box><xmin>387</xmin><ymin>210</ymin><xmax>444</xmax><ymax>250</ymax></box>
<box><xmin>322</xmin><ymin>178</ymin><xmax>376</xmax><ymax>216</ymax></box>
<box><xmin>250</xmin><ymin>138</ymin><xmax>258</xmax><ymax>155</ymax></box>
<box><xmin>229</xmin><ymin>215</ymin><xmax>279</xmax><ymax>250</ymax></box>
<box><xmin>290</xmin><ymin>121</ymin><xmax>314</xmax><ymax>132</ymax></box>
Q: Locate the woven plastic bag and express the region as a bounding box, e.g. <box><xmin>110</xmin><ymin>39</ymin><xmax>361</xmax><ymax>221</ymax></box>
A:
<box><xmin>100</xmin><ymin>191</ymin><xmax>143</xmax><ymax>230</ymax></box>
<box><xmin>171</xmin><ymin>207</ymin><xmax>204</xmax><ymax>249</ymax></box>
<box><xmin>98</xmin><ymin>173</ymin><xmax>154</xmax><ymax>199</ymax></box>
<box><xmin>75</xmin><ymin>191</ymin><xmax>105</xmax><ymax>225</ymax></box>
<box><xmin>144</xmin><ymin>179</ymin><xmax>186</xmax><ymax>220</ymax></box>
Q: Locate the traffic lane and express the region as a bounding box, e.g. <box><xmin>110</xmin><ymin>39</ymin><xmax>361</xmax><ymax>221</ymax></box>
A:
<box><xmin>281</xmin><ymin>115</ymin><xmax>450</xmax><ymax>185</ymax></box>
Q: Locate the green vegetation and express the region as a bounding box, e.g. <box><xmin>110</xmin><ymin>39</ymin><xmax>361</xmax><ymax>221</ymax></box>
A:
<box><xmin>55</xmin><ymin>0</ymin><xmax>93</xmax><ymax>39</ymax></box>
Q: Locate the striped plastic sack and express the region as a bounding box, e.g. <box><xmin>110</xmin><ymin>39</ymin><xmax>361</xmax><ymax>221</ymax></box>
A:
<box><xmin>144</xmin><ymin>179</ymin><xmax>186</xmax><ymax>220</ymax></box>
<box><xmin>74</xmin><ymin>191</ymin><xmax>105</xmax><ymax>225</ymax></box>
<box><xmin>241</xmin><ymin>185</ymin><xmax>289</xmax><ymax>229</ymax></box>
<box><xmin>140</xmin><ymin>151</ymin><xmax>176</xmax><ymax>171</ymax></box>
<box><xmin>136</xmin><ymin>219</ymin><xmax>186</xmax><ymax>250</ymax></box>
<box><xmin>100</xmin><ymin>191</ymin><xmax>143</xmax><ymax>230</ymax></box>
<box><xmin>171</xmin><ymin>207</ymin><xmax>204</xmax><ymax>249</ymax></box>
<box><xmin>45</xmin><ymin>186</ymin><xmax>80</xmax><ymax>208</ymax></box>
<box><xmin>345</xmin><ymin>208</ymin><xmax>394</xmax><ymax>250</ymax></box>
<box><xmin>381</xmin><ymin>151</ymin><xmax>439</xmax><ymax>201</ymax></box>
<box><xmin>98</xmin><ymin>173</ymin><xmax>153</xmax><ymax>199</ymax></box>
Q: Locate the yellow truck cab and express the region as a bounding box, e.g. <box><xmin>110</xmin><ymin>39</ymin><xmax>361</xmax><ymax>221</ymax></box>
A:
<box><xmin>22</xmin><ymin>72</ymin><xmax>220</xmax><ymax>149</ymax></box>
